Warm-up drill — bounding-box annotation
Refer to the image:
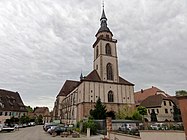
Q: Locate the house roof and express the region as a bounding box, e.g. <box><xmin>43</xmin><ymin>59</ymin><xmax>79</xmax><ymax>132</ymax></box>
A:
<box><xmin>119</xmin><ymin>76</ymin><xmax>134</xmax><ymax>85</ymax></box>
<box><xmin>57</xmin><ymin>71</ymin><xmax>134</xmax><ymax>97</ymax></box>
<box><xmin>0</xmin><ymin>89</ymin><xmax>27</xmax><ymax>112</ymax></box>
<box><xmin>140</xmin><ymin>94</ymin><xmax>168</xmax><ymax>108</ymax></box>
<box><xmin>33</xmin><ymin>107</ymin><xmax>49</xmax><ymax>115</ymax></box>
<box><xmin>57</xmin><ymin>80</ymin><xmax>80</xmax><ymax>97</ymax></box>
<box><xmin>82</xmin><ymin>70</ymin><xmax>134</xmax><ymax>86</ymax></box>
<box><xmin>83</xmin><ymin>70</ymin><xmax>101</xmax><ymax>81</ymax></box>
<box><xmin>167</xmin><ymin>96</ymin><xmax>179</xmax><ymax>107</ymax></box>
<box><xmin>134</xmin><ymin>86</ymin><xmax>169</xmax><ymax>105</ymax></box>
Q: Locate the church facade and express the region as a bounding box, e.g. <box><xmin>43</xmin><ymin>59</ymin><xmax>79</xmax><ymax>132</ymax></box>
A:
<box><xmin>53</xmin><ymin>8</ymin><xmax>135</xmax><ymax>123</ymax></box>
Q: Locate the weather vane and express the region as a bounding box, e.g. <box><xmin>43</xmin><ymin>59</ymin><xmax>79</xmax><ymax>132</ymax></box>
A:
<box><xmin>102</xmin><ymin>0</ymin><xmax>104</xmax><ymax>8</ymax></box>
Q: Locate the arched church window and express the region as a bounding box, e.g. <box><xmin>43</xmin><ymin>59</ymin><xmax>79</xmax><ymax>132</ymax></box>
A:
<box><xmin>96</xmin><ymin>46</ymin><xmax>99</xmax><ymax>58</ymax></box>
<box><xmin>108</xmin><ymin>91</ymin><xmax>114</xmax><ymax>102</ymax></box>
<box><xmin>106</xmin><ymin>63</ymin><xmax>113</xmax><ymax>80</ymax></box>
<box><xmin>105</xmin><ymin>43</ymin><xmax>111</xmax><ymax>55</ymax></box>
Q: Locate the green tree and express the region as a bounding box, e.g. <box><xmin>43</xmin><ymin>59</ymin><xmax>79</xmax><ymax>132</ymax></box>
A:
<box><xmin>132</xmin><ymin>111</ymin><xmax>142</xmax><ymax>120</ymax></box>
<box><xmin>37</xmin><ymin>115</ymin><xmax>43</xmax><ymax>124</ymax></box>
<box><xmin>173</xmin><ymin>105</ymin><xmax>182</xmax><ymax>122</ymax></box>
<box><xmin>26</xmin><ymin>106</ymin><xmax>33</xmax><ymax>112</ymax></box>
<box><xmin>176</xmin><ymin>90</ymin><xmax>187</xmax><ymax>96</ymax></box>
<box><xmin>137</xmin><ymin>106</ymin><xmax>147</xmax><ymax>116</ymax></box>
<box><xmin>83</xmin><ymin>118</ymin><xmax>97</xmax><ymax>135</ymax></box>
<box><xmin>19</xmin><ymin>115</ymin><xmax>30</xmax><ymax>124</ymax></box>
<box><xmin>116</xmin><ymin>104</ymin><xmax>134</xmax><ymax>119</ymax></box>
<box><xmin>90</xmin><ymin>97</ymin><xmax>107</xmax><ymax>119</ymax></box>
<box><xmin>106</xmin><ymin>111</ymin><xmax>116</xmax><ymax>119</ymax></box>
<box><xmin>137</xmin><ymin>106</ymin><xmax>147</xmax><ymax>121</ymax></box>
<box><xmin>150</xmin><ymin>110</ymin><xmax>157</xmax><ymax>122</ymax></box>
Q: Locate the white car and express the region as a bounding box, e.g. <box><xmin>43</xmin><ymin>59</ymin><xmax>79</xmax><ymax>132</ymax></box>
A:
<box><xmin>0</xmin><ymin>124</ymin><xmax>3</xmax><ymax>131</ymax></box>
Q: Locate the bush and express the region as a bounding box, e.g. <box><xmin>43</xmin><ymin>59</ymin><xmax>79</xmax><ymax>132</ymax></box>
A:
<box><xmin>83</xmin><ymin>118</ymin><xmax>97</xmax><ymax>135</ymax></box>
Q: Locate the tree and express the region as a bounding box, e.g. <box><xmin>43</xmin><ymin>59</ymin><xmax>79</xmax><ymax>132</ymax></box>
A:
<box><xmin>106</xmin><ymin>111</ymin><xmax>116</xmax><ymax>119</ymax></box>
<box><xmin>26</xmin><ymin>106</ymin><xmax>33</xmax><ymax>112</ymax></box>
<box><xmin>176</xmin><ymin>90</ymin><xmax>187</xmax><ymax>96</ymax></box>
<box><xmin>137</xmin><ymin>106</ymin><xmax>147</xmax><ymax>116</ymax></box>
<box><xmin>150</xmin><ymin>110</ymin><xmax>157</xmax><ymax>122</ymax></box>
<box><xmin>132</xmin><ymin>111</ymin><xmax>142</xmax><ymax>120</ymax></box>
<box><xmin>90</xmin><ymin>97</ymin><xmax>107</xmax><ymax>119</ymax></box>
<box><xmin>173</xmin><ymin>105</ymin><xmax>182</xmax><ymax>122</ymax></box>
<box><xmin>37</xmin><ymin>115</ymin><xmax>43</xmax><ymax>124</ymax></box>
<box><xmin>116</xmin><ymin>104</ymin><xmax>134</xmax><ymax>119</ymax></box>
<box><xmin>19</xmin><ymin>115</ymin><xmax>30</xmax><ymax>124</ymax></box>
<box><xmin>137</xmin><ymin>106</ymin><xmax>147</xmax><ymax>121</ymax></box>
<box><xmin>83</xmin><ymin>117</ymin><xmax>97</xmax><ymax>135</ymax></box>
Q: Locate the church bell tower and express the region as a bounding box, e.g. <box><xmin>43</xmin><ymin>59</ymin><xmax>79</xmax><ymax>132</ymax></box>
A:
<box><xmin>93</xmin><ymin>7</ymin><xmax>119</xmax><ymax>83</ymax></box>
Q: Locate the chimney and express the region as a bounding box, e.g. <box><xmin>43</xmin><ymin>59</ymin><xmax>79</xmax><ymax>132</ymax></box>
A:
<box><xmin>141</xmin><ymin>89</ymin><xmax>143</xmax><ymax>93</ymax></box>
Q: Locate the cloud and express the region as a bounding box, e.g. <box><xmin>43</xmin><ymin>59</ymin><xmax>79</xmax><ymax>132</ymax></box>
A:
<box><xmin>0</xmin><ymin>0</ymin><xmax>186</xmax><ymax>110</ymax></box>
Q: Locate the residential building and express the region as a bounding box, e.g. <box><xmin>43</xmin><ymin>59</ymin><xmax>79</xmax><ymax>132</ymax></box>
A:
<box><xmin>53</xmin><ymin>8</ymin><xmax>135</xmax><ymax>123</ymax></box>
<box><xmin>134</xmin><ymin>86</ymin><xmax>169</xmax><ymax>106</ymax></box>
<box><xmin>33</xmin><ymin>107</ymin><xmax>51</xmax><ymax>123</ymax></box>
<box><xmin>140</xmin><ymin>94</ymin><xmax>176</xmax><ymax>122</ymax></box>
<box><xmin>0</xmin><ymin>89</ymin><xmax>27</xmax><ymax>123</ymax></box>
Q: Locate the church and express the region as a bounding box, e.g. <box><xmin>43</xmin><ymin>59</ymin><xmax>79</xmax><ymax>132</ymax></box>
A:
<box><xmin>53</xmin><ymin>7</ymin><xmax>135</xmax><ymax>123</ymax></box>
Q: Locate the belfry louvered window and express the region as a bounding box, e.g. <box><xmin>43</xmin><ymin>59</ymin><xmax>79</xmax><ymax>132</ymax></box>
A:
<box><xmin>105</xmin><ymin>43</ymin><xmax>111</xmax><ymax>55</ymax></box>
<box><xmin>106</xmin><ymin>63</ymin><xmax>113</xmax><ymax>80</ymax></box>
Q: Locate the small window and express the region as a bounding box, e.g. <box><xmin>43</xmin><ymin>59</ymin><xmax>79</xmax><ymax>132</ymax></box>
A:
<box><xmin>108</xmin><ymin>91</ymin><xmax>114</xmax><ymax>102</ymax></box>
<box><xmin>165</xmin><ymin>109</ymin><xmax>168</xmax><ymax>114</ymax></box>
<box><xmin>0</xmin><ymin>112</ymin><xmax>2</xmax><ymax>116</ymax></box>
<box><xmin>106</xmin><ymin>35</ymin><xmax>109</xmax><ymax>39</ymax></box>
<box><xmin>169</xmin><ymin>101</ymin><xmax>172</xmax><ymax>106</ymax></box>
<box><xmin>96</xmin><ymin>65</ymin><xmax>98</xmax><ymax>70</ymax></box>
<box><xmin>157</xmin><ymin>109</ymin><xmax>159</xmax><ymax>114</ymax></box>
<box><xmin>163</xmin><ymin>101</ymin><xmax>166</xmax><ymax>106</ymax></box>
<box><xmin>5</xmin><ymin>112</ymin><xmax>7</xmax><ymax>116</ymax></box>
<box><xmin>96</xmin><ymin>46</ymin><xmax>99</xmax><ymax>58</ymax></box>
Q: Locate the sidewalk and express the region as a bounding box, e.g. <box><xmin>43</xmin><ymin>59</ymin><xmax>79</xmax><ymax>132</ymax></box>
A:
<box><xmin>61</xmin><ymin>134</ymin><xmax>104</xmax><ymax>140</ymax></box>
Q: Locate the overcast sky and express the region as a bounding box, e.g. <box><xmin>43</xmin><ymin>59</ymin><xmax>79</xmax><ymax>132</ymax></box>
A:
<box><xmin>0</xmin><ymin>0</ymin><xmax>186</xmax><ymax>110</ymax></box>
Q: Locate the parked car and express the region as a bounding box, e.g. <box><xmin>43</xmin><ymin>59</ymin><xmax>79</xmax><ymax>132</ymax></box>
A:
<box><xmin>43</xmin><ymin>123</ymin><xmax>58</xmax><ymax>132</ymax></box>
<box><xmin>47</xmin><ymin>125</ymin><xmax>57</xmax><ymax>134</ymax></box>
<box><xmin>1</xmin><ymin>125</ymin><xmax>15</xmax><ymax>132</ymax></box>
<box><xmin>49</xmin><ymin>126</ymin><xmax>68</xmax><ymax>136</ymax></box>
<box><xmin>119</xmin><ymin>123</ymin><xmax>137</xmax><ymax>131</ymax></box>
<box><xmin>119</xmin><ymin>123</ymin><xmax>139</xmax><ymax>136</ymax></box>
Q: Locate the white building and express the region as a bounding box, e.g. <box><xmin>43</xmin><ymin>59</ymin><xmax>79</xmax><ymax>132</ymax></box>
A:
<box><xmin>53</xmin><ymin>8</ymin><xmax>135</xmax><ymax>123</ymax></box>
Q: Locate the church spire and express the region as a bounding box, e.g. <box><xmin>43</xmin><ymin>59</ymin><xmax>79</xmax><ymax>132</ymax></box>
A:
<box><xmin>96</xmin><ymin>3</ymin><xmax>113</xmax><ymax>37</ymax></box>
<box><xmin>100</xmin><ymin>2</ymin><xmax>107</xmax><ymax>21</ymax></box>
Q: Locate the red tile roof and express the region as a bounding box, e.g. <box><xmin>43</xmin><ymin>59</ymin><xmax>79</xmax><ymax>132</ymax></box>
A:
<box><xmin>83</xmin><ymin>70</ymin><xmax>101</xmax><ymax>81</ymax></box>
<box><xmin>134</xmin><ymin>86</ymin><xmax>169</xmax><ymax>105</ymax></box>
<box><xmin>57</xmin><ymin>80</ymin><xmax>80</xmax><ymax>97</ymax></box>
<box><xmin>140</xmin><ymin>94</ymin><xmax>167</xmax><ymax>108</ymax></box>
<box><xmin>83</xmin><ymin>70</ymin><xmax>134</xmax><ymax>85</ymax></box>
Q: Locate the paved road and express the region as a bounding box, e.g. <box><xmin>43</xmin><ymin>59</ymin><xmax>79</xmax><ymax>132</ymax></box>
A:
<box><xmin>0</xmin><ymin>125</ymin><xmax>103</xmax><ymax>140</ymax></box>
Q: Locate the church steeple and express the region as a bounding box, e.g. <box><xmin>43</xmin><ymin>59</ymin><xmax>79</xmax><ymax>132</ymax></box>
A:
<box><xmin>93</xmin><ymin>4</ymin><xmax>119</xmax><ymax>83</ymax></box>
<box><xmin>96</xmin><ymin>6</ymin><xmax>113</xmax><ymax>37</ymax></box>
